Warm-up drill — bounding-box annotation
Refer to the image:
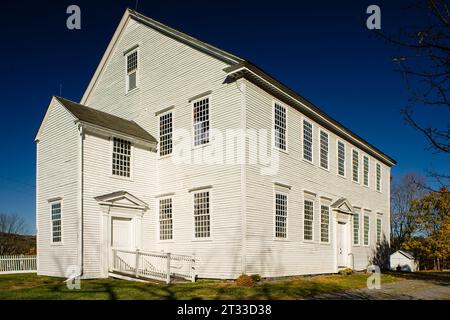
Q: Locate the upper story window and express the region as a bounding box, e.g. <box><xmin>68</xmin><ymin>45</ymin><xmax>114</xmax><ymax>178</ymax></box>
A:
<box><xmin>159</xmin><ymin>197</ymin><xmax>173</xmax><ymax>241</ymax></box>
<box><xmin>51</xmin><ymin>201</ymin><xmax>62</xmax><ymax>243</ymax></box>
<box><xmin>352</xmin><ymin>149</ymin><xmax>360</xmax><ymax>183</ymax></box>
<box><xmin>303</xmin><ymin>120</ymin><xmax>313</xmax><ymax>162</ymax></box>
<box><xmin>363</xmin><ymin>155</ymin><xmax>370</xmax><ymax>187</ymax></box>
<box><xmin>337</xmin><ymin>141</ymin><xmax>346</xmax><ymax>177</ymax></box>
<box><xmin>353</xmin><ymin>207</ymin><xmax>360</xmax><ymax>245</ymax></box>
<box><xmin>126</xmin><ymin>50</ymin><xmax>138</xmax><ymax>93</ymax></box>
<box><xmin>159</xmin><ymin>112</ymin><xmax>173</xmax><ymax>157</ymax></box>
<box><xmin>304</xmin><ymin>199</ymin><xmax>314</xmax><ymax>241</ymax></box>
<box><xmin>193</xmin><ymin>97</ymin><xmax>210</xmax><ymax>146</ymax></box>
<box><xmin>275</xmin><ymin>192</ymin><xmax>288</xmax><ymax>238</ymax></box>
<box><xmin>112</xmin><ymin>137</ymin><xmax>131</xmax><ymax>178</ymax></box>
<box><xmin>376</xmin><ymin>163</ymin><xmax>382</xmax><ymax>192</ymax></box>
<box><xmin>194</xmin><ymin>191</ymin><xmax>210</xmax><ymax>238</ymax></box>
<box><xmin>274</xmin><ymin>103</ymin><xmax>287</xmax><ymax>151</ymax></box>
<box><xmin>320</xmin><ymin>130</ymin><xmax>329</xmax><ymax>170</ymax></box>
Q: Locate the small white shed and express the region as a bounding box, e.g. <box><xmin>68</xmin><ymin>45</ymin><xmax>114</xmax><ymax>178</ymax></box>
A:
<box><xmin>390</xmin><ymin>250</ymin><xmax>418</xmax><ymax>272</ymax></box>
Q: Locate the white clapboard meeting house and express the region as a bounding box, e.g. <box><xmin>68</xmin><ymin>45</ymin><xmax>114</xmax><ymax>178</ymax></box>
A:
<box><xmin>35</xmin><ymin>9</ymin><xmax>396</xmax><ymax>282</ymax></box>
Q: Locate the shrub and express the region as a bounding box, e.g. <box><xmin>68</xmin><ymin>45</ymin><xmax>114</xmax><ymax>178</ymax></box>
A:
<box><xmin>339</xmin><ymin>268</ymin><xmax>353</xmax><ymax>276</ymax></box>
<box><xmin>250</xmin><ymin>274</ymin><xmax>262</xmax><ymax>282</ymax></box>
<box><xmin>236</xmin><ymin>274</ymin><xmax>255</xmax><ymax>287</ymax></box>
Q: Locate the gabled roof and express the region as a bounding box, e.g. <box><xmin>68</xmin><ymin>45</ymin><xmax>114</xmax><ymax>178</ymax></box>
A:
<box><xmin>394</xmin><ymin>250</ymin><xmax>415</xmax><ymax>260</ymax></box>
<box><xmin>54</xmin><ymin>96</ymin><xmax>157</xmax><ymax>143</ymax></box>
<box><xmin>79</xmin><ymin>8</ymin><xmax>396</xmax><ymax>167</ymax></box>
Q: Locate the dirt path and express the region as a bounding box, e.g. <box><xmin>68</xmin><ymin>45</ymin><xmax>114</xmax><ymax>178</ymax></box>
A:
<box><xmin>310</xmin><ymin>278</ymin><xmax>450</xmax><ymax>300</ymax></box>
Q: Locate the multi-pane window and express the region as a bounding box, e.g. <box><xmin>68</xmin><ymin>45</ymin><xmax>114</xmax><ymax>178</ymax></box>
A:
<box><xmin>303</xmin><ymin>120</ymin><xmax>313</xmax><ymax>162</ymax></box>
<box><xmin>159</xmin><ymin>198</ymin><xmax>173</xmax><ymax>240</ymax></box>
<box><xmin>337</xmin><ymin>141</ymin><xmax>346</xmax><ymax>176</ymax></box>
<box><xmin>193</xmin><ymin>98</ymin><xmax>210</xmax><ymax>146</ymax></box>
<box><xmin>51</xmin><ymin>201</ymin><xmax>62</xmax><ymax>243</ymax></box>
<box><xmin>274</xmin><ymin>103</ymin><xmax>287</xmax><ymax>150</ymax></box>
<box><xmin>159</xmin><ymin>112</ymin><xmax>173</xmax><ymax>156</ymax></box>
<box><xmin>352</xmin><ymin>150</ymin><xmax>359</xmax><ymax>183</ymax></box>
<box><xmin>363</xmin><ymin>155</ymin><xmax>369</xmax><ymax>187</ymax></box>
<box><xmin>376</xmin><ymin>217</ymin><xmax>382</xmax><ymax>244</ymax></box>
<box><xmin>126</xmin><ymin>50</ymin><xmax>138</xmax><ymax>92</ymax></box>
<box><xmin>364</xmin><ymin>214</ymin><xmax>370</xmax><ymax>246</ymax></box>
<box><xmin>320</xmin><ymin>130</ymin><xmax>329</xmax><ymax>169</ymax></box>
<box><xmin>275</xmin><ymin>193</ymin><xmax>288</xmax><ymax>238</ymax></box>
<box><xmin>320</xmin><ymin>205</ymin><xmax>330</xmax><ymax>243</ymax></box>
<box><xmin>194</xmin><ymin>191</ymin><xmax>210</xmax><ymax>238</ymax></box>
<box><xmin>353</xmin><ymin>208</ymin><xmax>360</xmax><ymax>245</ymax></box>
<box><xmin>376</xmin><ymin>163</ymin><xmax>381</xmax><ymax>192</ymax></box>
<box><xmin>112</xmin><ymin>137</ymin><xmax>131</xmax><ymax>177</ymax></box>
<box><xmin>304</xmin><ymin>200</ymin><xmax>314</xmax><ymax>241</ymax></box>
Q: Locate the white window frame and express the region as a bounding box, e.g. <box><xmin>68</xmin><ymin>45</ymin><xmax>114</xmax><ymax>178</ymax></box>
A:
<box><xmin>376</xmin><ymin>162</ymin><xmax>382</xmax><ymax>192</ymax></box>
<box><xmin>274</xmin><ymin>191</ymin><xmax>288</xmax><ymax>239</ymax></box>
<box><xmin>353</xmin><ymin>207</ymin><xmax>360</xmax><ymax>246</ymax></box>
<box><xmin>158</xmin><ymin>110</ymin><xmax>173</xmax><ymax>158</ymax></box>
<box><xmin>192</xmin><ymin>96</ymin><xmax>211</xmax><ymax>148</ymax></box>
<box><xmin>363</xmin><ymin>155</ymin><xmax>370</xmax><ymax>187</ymax></box>
<box><xmin>352</xmin><ymin>149</ymin><xmax>360</xmax><ymax>183</ymax></box>
<box><xmin>303</xmin><ymin>119</ymin><xmax>313</xmax><ymax>163</ymax></box>
<box><xmin>337</xmin><ymin>140</ymin><xmax>346</xmax><ymax>177</ymax></box>
<box><xmin>158</xmin><ymin>196</ymin><xmax>173</xmax><ymax>241</ymax></box>
<box><xmin>273</xmin><ymin>101</ymin><xmax>288</xmax><ymax>152</ymax></box>
<box><xmin>303</xmin><ymin>198</ymin><xmax>315</xmax><ymax>242</ymax></box>
<box><xmin>376</xmin><ymin>216</ymin><xmax>382</xmax><ymax>244</ymax></box>
<box><xmin>320</xmin><ymin>204</ymin><xmax>330</xmax><ymax>243</ymax></box>
<box><xmin>125</xmin><ymin>48</ymin><xmax>139</xmax><ymax>94</ymax></box>
<box><xmin>50</xmin><ymin>199</ymin><xmax>62</xmax><ymax>245</ymax></box>
<box><xmin>111</xmin><ymin>136</ymin><xmax>133</xmax><ymax>180</ymax></box>
<box><xmin>193</xmin><ymin>190</ymin><xmax>211</xmax><ymax>239</ymax></box>
<box><xmin>319</xmin><ymin>129</ymin><xmax>329</xmax><ymax>170</ymax></box>
<box><xmin>363</xmin><ymin>213</ymin><xmax>370</xmax><ymax>246</ymax></box>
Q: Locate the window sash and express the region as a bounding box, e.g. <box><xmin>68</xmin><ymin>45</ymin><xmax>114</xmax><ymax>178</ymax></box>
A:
<box><xmin>363</xmin><ymin>156</ymin><xmax>369</xmax><ymax>186</ymax></box>
<box><xmin>376</xmin><ymin>163</ymin><xmax>381</xmax><ymax>192</ymax></box>
<box><xmin>303</xmin><ymin>120</ymin><xmax>313</xmax><ymax>162</ymax></box>
<box><xmin>320</xmin><ymin>205</ymin><xmax>329</xmax><ymax>242</ymax></box>
<box><xmin>126</xmin><ymin>51</ymin><xmax>138</xmax><ymax>92</ymax></box>
<box><xmin>320</xmin><ymin>131</ymin><xmax>329</xmax><ymax>169</ymax></box>
<box><xmin>364</xmin><ymin>215</ymin><xmax>370</xmax><ymax>246</ymax></box>
<box><xmin>376</xmin><ymin>218</ymin><xmax>382</xmax><ymax>244</ymax></box>
<box><xmin>274</xmin><ymin>103</ymin><xmax>287</xmax><ymax>150</ymax></box>
<box><xmin>193</xmin><ymin>98</ymin><xmax>210</xmax><ymax>146</ymax></box>
<box><xmin>194</xmin><ymin>191</ymin><xmax>210</xmax><ymax>238</ymax></box>
<box><xmin>352</xmin><ymin>150</ymin><xmax>359</xmax><ymax>182</ymax></box>
<box><xmin>51</xmin><ymin>202</ymin><xmax>62</xmax><ymax>243</ymax></box>
<box><xmin>353</xmin><ymin>210</ymin><xmax>360</xmax><ymax>245</ymax></box>
<box><xmin>304</xmin><ymin>200</ymin><xmax>314</xmax><ymax>241</ymax></box>
<box><xmin>159</xmin><ymin>112</ymin><xmax>173</xmax><ymax>156</ymax></box>
<box><xmin>112</xmin><ymin>137</ymin><xmax>131</xmax><ymax>177</ymax></box>
<box><xmin>275</xmin><ymin>193</ymin><xmax>288</xmax><ymax>238</ymax></box>
<box><xmin>159</xmin><ymin>198</ymin><xmax>173</xmax><ymax>240</ymax></box>
<box><xmin>337</xmin><ymin>141</ymin><xmax>345</xmax><ymax>176</ymax></box>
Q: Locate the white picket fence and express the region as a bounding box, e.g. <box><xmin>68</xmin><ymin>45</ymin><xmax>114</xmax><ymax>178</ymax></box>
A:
<box><xmin>0</xmin><ymin>255</ymin><xmax>37</xmax><ymax>274</ymax></box>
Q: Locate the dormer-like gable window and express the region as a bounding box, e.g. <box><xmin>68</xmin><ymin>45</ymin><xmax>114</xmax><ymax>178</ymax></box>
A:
<box><xmin>126</xmin><ymin>50</ymin><xmax>138</xmax><ymax>92</ymax></box>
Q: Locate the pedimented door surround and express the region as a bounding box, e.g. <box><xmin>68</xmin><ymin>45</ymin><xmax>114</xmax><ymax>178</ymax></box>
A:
<box><xmin>331</xmin><ymin>198</ymin><xmax>354</xmax><ymax>270</ymax></box>
<box><xmin>95</xmin><ymin>191</ymin><xmax>149</xmax><ymax>277</ymax></box>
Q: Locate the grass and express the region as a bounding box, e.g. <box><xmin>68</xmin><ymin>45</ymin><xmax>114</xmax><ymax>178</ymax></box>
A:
<box><xmin>0</xmin><ymin>272</ymin><xmax>402</xmax><ymax>300</ymax></box>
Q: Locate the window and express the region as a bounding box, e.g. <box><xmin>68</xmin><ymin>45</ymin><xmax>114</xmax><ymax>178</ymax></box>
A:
<box><xmin>51</xmin><ymin>201</ymin><xmax>62</xmax><ymax>243</ymax></box>
<box><xmin>112</xmin><ymin>137</ymin><xmax>131</xmax><ymax>178</ymax></box>
<box><xmin>159</xmin><ymin>112</ymin><xmax>173</xmax><ymax>156</ymax></box>
<box><xmin>352</xmin><ymin>149</ymin><xmax>359</xmax><ymax>183</ymax></box>
<box><xmin>159</xmin><ymin>198</ymin><xmax>173</xmax><ymax>240</ymax></box>
<box><xmin>376</xmin><ymin>163</ymin><xmax>381</xmax><ymax>192</ymax></box>
<box><xmin>194</xmin><ymin>191</ymin><xmax>210</xmax><ymax>238</ymax></box>
<box><xmin>274</xmin><ymin>103</ymin><xmax>287</xmax><ymax>150</ymax></box>
<box><xmin>303</xmin><ymin>120</ymin><xmax>313</xmax><ymax>162</ymax></box>
<box><xmin>376</xmin><ymin>217</ymin><xmax>382</xmax><ymax>244</ymax></box>
<box><xmin>126</xmin><ymin>50</ymin><xmax>138</xmax><ymax>92</ymax></box>
<box><xmin>304</xmin><ymin>200</ymin><xmax>314</xmax><ymax>241</ymax></box>
<box><xmin>275</xmin><ymin>193</ymin><xmax>288</xmax><ymax>238</ymax></box>
<box><xmin>353</xmin><ymin>208</ymin><xmax>360</xmax><ymax>245</ymax></box>
<box><xmin>320</xmin><ymin>205</ymin><xmax>330</xmax><ymax>243</ymax></box>
<box><xmin>337</xmin><ymin>141</ymin><xmax>345</xmax><ymax>177</ymax></box>
<box><xmin>364</xmin><ymin>214</ymin><xmax>370</xmax><ymax>246</ymax></box>
<box><xmin>193</xmin><ymin>97</ymin><xmax>210</xmax><ymax>146</ymax></box>
<box><xmin>320</xmin><ymin>130</ymin><xmax>329</xmax><ymax>169</ymax></box>
<box><xmin>363</xmin><ymin>155</ymin><xmax>369</xmax><ymax>187</ymax></box>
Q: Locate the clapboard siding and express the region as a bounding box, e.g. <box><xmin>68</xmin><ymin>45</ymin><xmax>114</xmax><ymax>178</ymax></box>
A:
<box><xmin>244</xmin><ymin>81</ymin><xmax>390</xmax><ymax>276</ymax></box>
<box><xmin>36</xmin><ymin>101</ymin><xmax>80</xmax><ymax>277</ymax></box>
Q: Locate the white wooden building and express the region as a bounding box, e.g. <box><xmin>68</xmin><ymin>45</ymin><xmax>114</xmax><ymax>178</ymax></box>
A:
<box><xmin>390</xmin><ymin>251</ymin><xmax>418</xmax><ymax>272</ymax></box>
<box><xmin>35</xmin><ymin>9</ymin><xmax>395</xmax><ymax>280</ymax></box>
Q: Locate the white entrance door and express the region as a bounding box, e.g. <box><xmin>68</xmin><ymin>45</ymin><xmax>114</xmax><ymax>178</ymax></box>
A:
<box><xmin>111</xmin><ymin>217</ymin><xmax>132</xmax><ymax>249</ymax></box>
<box><xmin>337</xmin><ymin>222</ymin><xmax>348</xmax><ymax>267</ymax></box>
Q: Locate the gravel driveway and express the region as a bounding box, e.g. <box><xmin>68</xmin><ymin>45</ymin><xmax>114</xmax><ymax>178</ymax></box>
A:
<box><xmin>311</xmin><ymin>278</ymin><xmax>450</xmax><ymax>300</ymax></box>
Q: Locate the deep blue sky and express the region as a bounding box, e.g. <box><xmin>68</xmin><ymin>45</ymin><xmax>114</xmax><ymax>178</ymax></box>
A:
<box><xmin>1</xmin><ymin>0</ymin><xmax>448</xmax><ymax>234</ymax></box>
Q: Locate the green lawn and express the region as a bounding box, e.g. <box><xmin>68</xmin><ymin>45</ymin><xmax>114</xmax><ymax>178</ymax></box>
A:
<box><xmin>0</xmin><ymin>272</ymin><xmax>402</xmax><ymax>300</ymax></box>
